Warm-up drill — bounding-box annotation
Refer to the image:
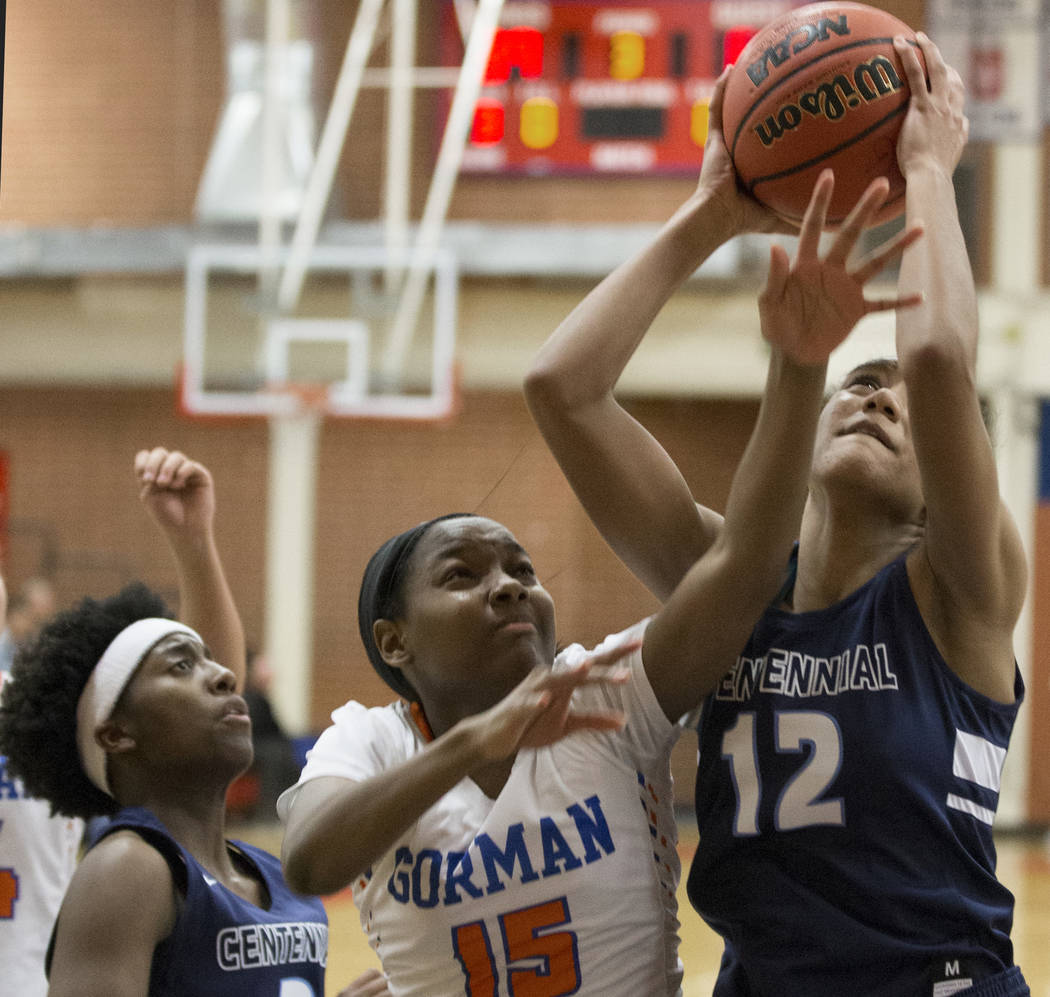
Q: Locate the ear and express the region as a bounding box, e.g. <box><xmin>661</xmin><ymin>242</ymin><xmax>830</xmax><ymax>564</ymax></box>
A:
<box><xmin>96</xmin><ymin>720</ymin><xmax>136</xmax><ymax>756</ymax></box>
<box><xmin>373</xmin><ymin>618</ymin><xmax>411</xmax><ymax>668</ymax></box>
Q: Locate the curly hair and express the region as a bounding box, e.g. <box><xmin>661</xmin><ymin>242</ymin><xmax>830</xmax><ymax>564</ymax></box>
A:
<box><xmin>0</xmin><ymin>582</ymin><xmax>173</xmax><ymax>819</ymax></box>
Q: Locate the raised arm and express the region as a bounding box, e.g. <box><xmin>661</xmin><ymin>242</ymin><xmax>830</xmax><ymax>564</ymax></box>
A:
<box><xmin>644</xmin><ymin>173</ymin><xmax>924</xmax><ymax>721</ymax></box>
<box><xmin>525</xmin><ymin>68</ymin><xmax>791</xmax><ymax>601</ymax></box>
<box><xmin>893</xmin><ymin>34</ymin><xmax>1027</xmax><ymax>703</ymax></box>
<box><xmin>134</xmin><ymin>447</ymin><xmax>246</xmax><ymax>691</ymax></box>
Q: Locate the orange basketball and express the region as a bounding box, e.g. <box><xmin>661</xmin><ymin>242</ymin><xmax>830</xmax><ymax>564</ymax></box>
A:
<box><xmin>721</xmin><ymin>2</ymin><xmax>921</xmax><ymax>226</ymax></box>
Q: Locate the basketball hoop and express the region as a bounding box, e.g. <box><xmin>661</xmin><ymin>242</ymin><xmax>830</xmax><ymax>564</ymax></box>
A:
<box><xmin>269</xmin><ymin>381</ymin><xmax>332</xmax><ymax>417</ymax></box>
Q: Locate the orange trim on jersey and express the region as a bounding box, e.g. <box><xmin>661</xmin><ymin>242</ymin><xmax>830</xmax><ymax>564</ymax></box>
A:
<box><xmin>410</xmin><ymin>701</ymin><xmax>435</xmax><ymax>743</ymax></box>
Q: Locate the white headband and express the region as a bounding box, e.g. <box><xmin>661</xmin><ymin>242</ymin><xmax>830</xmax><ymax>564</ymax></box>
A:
<box><xmin>75</xmin><ymin>618</ymin><xmax>200</xmax><ymax>797</ymax></box>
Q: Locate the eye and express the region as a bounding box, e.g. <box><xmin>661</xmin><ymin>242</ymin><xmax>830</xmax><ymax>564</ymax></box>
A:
<box><xmin>169</xmin><ymin>658</ymin><xmax>194</xmax><ymax>674</ymax></box>
<box><xmin>514</xmin><ymin>561</ymin><xmax>537</xmax><ymax>580</ymax></box>
<box><xmin>847</xmin><ymin>374</ymin><xmax>881</xmax><ymax>391</ymax></box>
<box><xmin>441</xmin><ymin>564</ymin><xmax>474</xmax><ymax>584</ymax></box>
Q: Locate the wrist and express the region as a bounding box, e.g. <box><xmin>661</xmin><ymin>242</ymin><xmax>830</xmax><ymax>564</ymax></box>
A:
<box><xmin>166</xmin><ymin>529</ymin><xmax>217</xmax><ymax>563</ymax></box>
<box><xmin>673</xmin><ymin>188</ymin><xmax>741</xmax><ymax>254</ymax></box>
<box><xmin>902</xmin><ymin>157</ymin><xmax>956</xmax><ymax>188</ymax></box>
<box><xmin>443</xmin><ymin>714</ymin><xmax>490</xmax><ymax>766</ymax></box>
<box><xmin>767</xmin><ymin>344</ymin><xmax>831</xmax><ymax>379</ymax></box>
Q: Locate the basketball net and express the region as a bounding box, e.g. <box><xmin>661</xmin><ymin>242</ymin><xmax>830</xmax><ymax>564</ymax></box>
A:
<box><xmin>268</xmin><ymin>381</ymin><xmax>331</xmax><ymax>417</ymax></box>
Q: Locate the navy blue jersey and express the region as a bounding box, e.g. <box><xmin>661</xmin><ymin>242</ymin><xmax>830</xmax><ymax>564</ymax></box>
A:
<box><xmin>688</xmin><ymin>553</ymin><xmax>1025</xmax><ymax>997</ymax></box>
<box><xmin>92</xmin><ymin>808</ymin><xmax>328</xmax><ymax>997</ymax></box>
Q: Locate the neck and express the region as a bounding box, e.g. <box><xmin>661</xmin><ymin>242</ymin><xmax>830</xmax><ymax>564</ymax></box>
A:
<box><xmin>793</xmin><ymin>494</ymin><xmax>922</xmax><ymax>612</ymax></box>
<box><xmin>115</xmin><ymin>778</ymin><xmax>237</xmax><ymax>875</ymax></box>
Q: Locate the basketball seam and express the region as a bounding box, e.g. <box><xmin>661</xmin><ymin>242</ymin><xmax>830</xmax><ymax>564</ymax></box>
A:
<box><xmin>728</xmin><ymin>35</ymin><xmax>915</xmax><ymax>158</ymax></box>
<box><xmin>744</xmin><ymin>101</ymin><xmax>908</xmax><ymax>201</ymax></box>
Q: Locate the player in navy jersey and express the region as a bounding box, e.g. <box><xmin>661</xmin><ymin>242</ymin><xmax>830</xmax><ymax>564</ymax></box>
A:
<box><xmin>526</xmin><ymin>32</ymin><xmax>1030</xmax><ymax>997</ymax></box>
<box><xmin>279</xmin><ymin>174</ymin><xmax>921</xmax><ymax>995</ymax></box>
<box><xmin>0</xmin><ymin>448</ymin><xmax>389</xmax><ymax>997</ymax></box>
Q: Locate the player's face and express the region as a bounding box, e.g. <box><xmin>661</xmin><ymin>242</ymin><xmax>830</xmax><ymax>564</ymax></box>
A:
<box><xmin>812</xmin><ymin>361</ymin><xmax>923</xmax><ymax>513</ymax></box>
<box><xmin>393</xmin><ymin>516</ymin><xmax>557</xmax><ymax>703</ymax></box>
<box><xmin>113</xmin><ymin>632</ymin><xmax>253</xmax><ymax>782</ymax></box>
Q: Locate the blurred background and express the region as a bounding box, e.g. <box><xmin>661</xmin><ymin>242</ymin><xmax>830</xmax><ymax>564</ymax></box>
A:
<box><xmin>0</xmin><ymin>0</ymin><xmax>1047</xmax><ymax>827</ymax></box>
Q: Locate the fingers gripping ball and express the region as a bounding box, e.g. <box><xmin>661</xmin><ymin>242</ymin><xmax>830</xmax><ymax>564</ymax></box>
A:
<box><xmin>722</xmin><ymin>2</ymin><xmax>923</xmax><ymax>227</ymax></box>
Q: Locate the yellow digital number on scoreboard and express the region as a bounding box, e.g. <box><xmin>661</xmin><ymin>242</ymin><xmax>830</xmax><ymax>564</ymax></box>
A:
<box><xmin>609</xmin><ymin>30</ymin><xmax>645</xmax><ymax>80</ymax></box>
<box><xmin>691</xmin><ymin>100</ymin><xmax>709</xmax><ymax>147</ymax></box>
<box><xmin>520</xmin><ymin>97</ymin><xmax>559</xmax><ymax>149</ymax></box>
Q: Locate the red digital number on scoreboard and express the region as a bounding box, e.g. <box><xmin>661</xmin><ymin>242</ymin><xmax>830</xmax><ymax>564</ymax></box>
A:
<box><xmin>441</xmin><ymin>0</ymin><xmax>804</xmax><ymax>176</ymax></box>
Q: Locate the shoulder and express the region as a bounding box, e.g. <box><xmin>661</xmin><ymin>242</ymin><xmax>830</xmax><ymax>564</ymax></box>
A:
<box><xmin>554</xmin><ymin>618</ymin><xmax>651</xmax><ymax>673</ymax></box>
<box><xmin>277</xmin><ymin>701</ymin><xmax>414</xmax><ymax>819</ymax></box>
<box><xmin>83</xmin><ymin>828</ymin><xmax>179</xmax><ymax>890</ymax></box>
<box><xmin>319</xmin><ymin>699</ymin><xmax>415</xmax><ymax>756</ymax></box>
<box><xmin>905</xmin><ymin>545</ymin><xmax>1021</xmax><ymax>705</ymax></box>
<box><xmin>63</xmin><ymin>829</ymin><xmax>178</xmax><ymax>933</ymax></box>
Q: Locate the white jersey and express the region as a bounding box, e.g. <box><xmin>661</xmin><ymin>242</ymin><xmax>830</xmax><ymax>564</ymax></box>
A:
<box><xmin>280</xmin><ymin>620</ymin><xmax>684</xmax><ymax>997</ymax></box>
<box><xmin>0</xmin><ymin>674</ymin><xmax>84</xmax><ymax>997</ymax></box>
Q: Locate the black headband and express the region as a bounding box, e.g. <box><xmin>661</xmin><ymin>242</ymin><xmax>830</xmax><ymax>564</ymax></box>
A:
<box><xmin>357</xmin><ymin>513</ymin><xmax>472</xmax><ymax>700</ymax></box>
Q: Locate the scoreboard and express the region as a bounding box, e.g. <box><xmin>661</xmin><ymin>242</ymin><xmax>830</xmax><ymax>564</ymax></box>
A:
<box><xmin>441</xmin><ymin>0</ymin><xmax>801</xmax><ymax>176</ymax></box>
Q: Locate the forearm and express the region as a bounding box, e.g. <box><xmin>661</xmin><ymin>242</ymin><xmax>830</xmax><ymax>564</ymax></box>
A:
<box><xmin>720</xmin><ymin>351</ymin><xmax>826</xmax><ymax>576</ymax></box>
<box><xmin>526</xmin><ymin>189</ymin><xmax>739</xmax><ymax>411</ymax></box>
<box><xmin>644</xmin><ymin>352</ymin><xmax>825</xmax><ymax>717</ymax></box>
<box><xmin>166</xmin><ymin>529</ymin><xmax>245</xmax><ymax>690</ymax></box>
<box><xmin>897</xmin><ymin>163</ymin><xmax>978</xmax><ymax>375</ymax></box>
<box><xmin>283</xmin><ymin>722</ymin><xmax>484</xmax><ymax>896</ymax></box>
<box><xmin>896</xmin><ymin>165</ymin><xmax>1018</xmax><ymax>622</ymax></box>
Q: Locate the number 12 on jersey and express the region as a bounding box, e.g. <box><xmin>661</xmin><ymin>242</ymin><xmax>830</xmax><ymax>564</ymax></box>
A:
<box><xmin>452</xmin><ymin>896</ymin><xmax>581</xmax><ymax>996</ymax></box>
<box><xmin>722</xmin><ymin>710</ymin><xmax>845</xmax><ymax>835</ymax></box>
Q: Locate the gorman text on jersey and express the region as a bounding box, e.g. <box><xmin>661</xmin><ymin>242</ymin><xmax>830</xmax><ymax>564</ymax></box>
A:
<box><xmin>386</xmin><ymin>794</ymin><xmax>615</xmax><ymax>909</ymax></box>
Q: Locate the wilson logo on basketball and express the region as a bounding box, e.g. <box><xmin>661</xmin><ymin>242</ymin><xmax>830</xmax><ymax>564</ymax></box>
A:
<box><xmin>746</xmin><ymin>15</ymin><xmax>850</xmax><ymax>86</ymax></box>
<box><xmin>753</xmin><ymin>55</ymin><xmax>905</xmax><ymax>148</ymax></box>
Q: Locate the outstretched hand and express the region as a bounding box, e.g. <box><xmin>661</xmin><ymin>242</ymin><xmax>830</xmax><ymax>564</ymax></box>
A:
<box><xmin>134</xmin><ymin>447</ymin><xmax>216</xmax><ymax>541</ymax></box>
<box><xmin>758</xmin><ymin>171</ymin><xmax>924</xmax><ymax>366</ymax></box>
<box><xmin>469</xmin><ymin>641</ymin><xmax>636</xmax><ymax>763</ymax></box>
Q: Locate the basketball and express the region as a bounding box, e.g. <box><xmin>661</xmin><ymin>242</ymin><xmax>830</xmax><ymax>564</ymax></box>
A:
<box><xmin>721</xmin><ymin>2</ymin><xmax>921</xmax><ymax>226</ymax></box>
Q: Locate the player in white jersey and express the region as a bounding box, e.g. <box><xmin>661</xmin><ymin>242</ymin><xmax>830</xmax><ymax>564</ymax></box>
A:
<box><xmin>0</xmin><ymin>565</ymin><xmax>85</xmax><ymax>997</ymax></box>
<box><xmin>279</xmin><ymin>176</ymin><xmax>922</xmax><ymax>996</ymax></box>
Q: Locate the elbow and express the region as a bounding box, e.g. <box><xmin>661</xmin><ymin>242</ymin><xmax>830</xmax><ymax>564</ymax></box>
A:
<box><xmin>281</xmin><ymin>839</ymin><xmax>348</xmax><ymax>898</ymax></box>
<box><xmin>281</xmin><ymin>843</ymin><xmax>319</xmax><ymax>896</ymax></box>
<box><xmin>523</xmin><ymin>359</ymin><xmax>566</xmax><ymax>414</ymax></box>
<box><xmin>524</xmin><ymin>358</ymin><xmax>609</xmax><ymax>426</ymax></box>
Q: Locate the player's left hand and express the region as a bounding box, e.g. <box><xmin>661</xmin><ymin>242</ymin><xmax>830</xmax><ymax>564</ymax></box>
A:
<box><xmin>467</xmin><ymin>640</ymin><xmax>634</xmax><ymax>763</ymax></box>
<box><xmin>895</xmin><ymin>32</ymin><xmax>968</xmax><ymax>178</ymax></box>
<box><xmin>758</xmin><ymin>170</ymin><xmax>924</xmax><ymax>366</ymax></box>
<box><xmin>134</xmin><ymin>448</ymin><xmax>216</xmax><ymax>539</ymax></box>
